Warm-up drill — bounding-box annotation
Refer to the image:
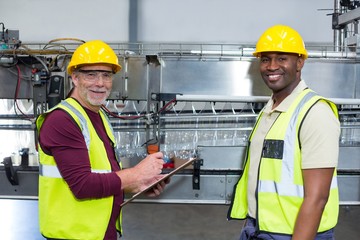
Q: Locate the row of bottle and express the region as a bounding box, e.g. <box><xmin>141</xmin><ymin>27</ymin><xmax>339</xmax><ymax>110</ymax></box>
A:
<box><xmin>340</xmin><ymin>114</ymin><xmax>360</xmax><ymax>146</ymax></box>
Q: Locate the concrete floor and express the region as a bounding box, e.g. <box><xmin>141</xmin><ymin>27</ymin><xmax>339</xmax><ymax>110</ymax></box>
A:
<box><xmin>121</xmin><ymin>203</ymin><xmax>242</xmax><ymax>240</ymax></box>
<box><xmin>0</xmin><ymin>200</ymin><xmax>358</xmax><ymax>239</ymax></box>
<box><xmin>122</xmin><ymin>203</ymin><xmax>360</xmax><ymax>240</ymax></box>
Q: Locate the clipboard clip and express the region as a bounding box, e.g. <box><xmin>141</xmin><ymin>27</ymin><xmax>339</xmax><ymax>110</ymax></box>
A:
<box><xmin>192</xmin><ymin>158</ymin><xmax>203</xmax><ymax>190</ymax></box>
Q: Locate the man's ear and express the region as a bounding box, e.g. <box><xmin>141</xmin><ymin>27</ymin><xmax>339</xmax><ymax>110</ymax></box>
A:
<box><xmin>71</xmin><ymin>73</ymin><xmax>79</xmax><ymax>87</ymax></box>
<box><xmin>297</xmin><ymin>57</ymin><xmax>305</xmax><ymax>72</ymax></box>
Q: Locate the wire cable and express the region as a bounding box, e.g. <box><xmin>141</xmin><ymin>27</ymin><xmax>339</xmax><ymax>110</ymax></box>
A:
<box><xmin>13</xmin><ymin>65</ymin><xmax>32</xmax><ymax>120</ymax></box>
<box><xmin>101</xmin><ymin>97</ymin><xmax>177</xmax><ymax>120</ymax></box>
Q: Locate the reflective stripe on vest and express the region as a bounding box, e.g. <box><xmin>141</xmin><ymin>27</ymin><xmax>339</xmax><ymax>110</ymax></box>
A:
<box><xmin>39</xmin><ymin>164</ymin><xmax>111</xmax><ymax>178</ymax></box>
<box><xmin>258</xmin><ymin>91</ymin><xmax>338</xmax><ymax>197</ymax></box>
<box><xmin>61</xmin><ymin>101</ymin><xmax>91</xmax><ymax>150</ymax></box>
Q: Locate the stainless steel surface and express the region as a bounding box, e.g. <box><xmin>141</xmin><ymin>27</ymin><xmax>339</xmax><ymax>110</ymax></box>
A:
<box><xmin>159</xmin><ymin>60</ymin><xmax>269</xmax><ymax>97</ymax></box>
<box><xmin>197</xmin><ymin>146</ymin><xmax>246</xmax><ymax>170</ymax></box>
<box><xmin>117</xmin><ymin>55</ymin><xmax>360</xmax><ymax>101</ymax></box>
<box><xmin>338</xmin><ymin>175</ymin><xmax>360</xmax><ymax>204</ymax></box>
<box><xmin>126</xmin><ymin>174</ymin><xmax>240</xmax><ymax>205</ymax></box>
<box><xmin>338</xmin><ymin>147</ymin><xmax>360</xmax><ymax>170</ymax></box>
<box><xmin>301</xmin><ymin>59</ymin><xmax>360</xmax><ymax>99</ymax></box>
<box><xmin>0</xmin><ymin>169</ymin><xmax>38</xmax><ymax>199</ymax></box>
<box><xmin>338</xmin><ymin>5</ymin><xmax>360</xmax><ymax>26</ymax></box>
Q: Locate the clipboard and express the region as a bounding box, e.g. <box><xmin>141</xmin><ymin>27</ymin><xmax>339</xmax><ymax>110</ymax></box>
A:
<box><xmin>121</xmin><ymin>157</ymin><xmax>197</xmax><ymax>207</ymax></box>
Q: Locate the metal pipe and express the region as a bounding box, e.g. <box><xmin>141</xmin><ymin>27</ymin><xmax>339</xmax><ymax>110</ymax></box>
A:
<box><xmin>186</xmin><ymin>49</ymin><xmax>357</xmax><ymax>59</ymax></box>
<box><xmin>307</xmin><ymin>50</ymin><xmax>356</xmax><ymax>58</ymax></box>
<box><xmin>176</xmin><ymin>94</ymin><xmax>360</xmax><ymax>105</ymax></box>
<box><xmin>160</xmin><ymin>114</ymin><xmax>257</xmax><ymax>119</ymax></box>
<box><xmin>330</xmin><ymin>98</ymin><xmax>360</xmax><ymax>105</ymax></box>
<box><xmin>0</xmin><ymin>124</ymin><xmax>33</xmax><ymax>130</ymax></box>
<box><xmin>0</xmin><ymin>56</ymin><xmax>14</xmax><ymax>64</ymax></box>
<box><xmin>1</xmin><ymin>42</ymin><xmax>357</xmax><ymax>60</ymax></box>
<box><xmin>334</xmin><ymin>0</ymin><xmax>342</xmax><ymax>51</ymax></box>
<box><xmin>176</xmin><ymin>94</ymin><xmax>269</xmax><ymax>103</ymax></box>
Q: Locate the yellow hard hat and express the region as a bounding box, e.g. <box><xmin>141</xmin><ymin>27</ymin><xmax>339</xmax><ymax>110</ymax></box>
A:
<box><xmin>253</xmin><ymin>25</ymin><xmax>308</xmax><ymax>59</ymax></box>
<box><xmin>67</xmin><ymin>40</ymin><xmax>122</xmax><ymax>75</ymax></box>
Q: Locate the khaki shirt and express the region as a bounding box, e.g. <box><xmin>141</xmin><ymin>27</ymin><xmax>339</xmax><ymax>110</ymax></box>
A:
<box><xmin>247</xmin><ymin>80</ymin><xmax>340</xmax><ymax>218</ymax></box>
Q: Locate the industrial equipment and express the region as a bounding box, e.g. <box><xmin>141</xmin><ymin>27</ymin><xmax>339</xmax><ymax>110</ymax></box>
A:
<box><xmin>1</xmin><ymin>5</ymin><xmax>360</xmax><ymax>205</ymax></box>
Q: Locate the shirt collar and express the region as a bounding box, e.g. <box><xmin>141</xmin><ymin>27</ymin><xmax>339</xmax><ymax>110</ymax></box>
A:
<box><xmin>264</xmin><ymin>80</ymin><xmax>308</xmax><ymax>113</ymax></box>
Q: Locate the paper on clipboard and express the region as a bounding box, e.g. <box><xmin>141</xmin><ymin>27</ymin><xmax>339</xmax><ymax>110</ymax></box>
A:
<box><xmin>121</xmin><ymin>157</ymin><xmax>197</xmax><ymax>207</ymax></box>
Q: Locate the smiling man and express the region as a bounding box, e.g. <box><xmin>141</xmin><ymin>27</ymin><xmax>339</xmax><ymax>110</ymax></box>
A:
<box><xmin>72</xmin><ymin>65</ymin><xmax>114</xmax><ymax>110</ymax></box>
<box><xmin>227</xmin><ymin>25</ymin><xmax>340</xmax><ymax>240</ymax></box>
<box><xmin>37</xmin><ymin>40</ymin><xmax>167</xmax><ymax>240</ymax></box>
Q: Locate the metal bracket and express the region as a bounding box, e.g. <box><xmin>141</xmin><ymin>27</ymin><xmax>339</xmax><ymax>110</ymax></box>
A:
<box><xmin>2</xmin><ymin>148</ymin><xmax>30</xmax><ymax>186</ymax></box>
<box><xmin>151</xmin><ymin>92</ymin><xmax>179</xmax><ymax>101</ymax></box>
<box><xmin>19</xmin><ymin>148</ymin><xmax>29</xmax><ymax>167</ymax></box>
<box><xmin>192</xmin><ymin>159</ymin><xmax>203</xmax><ymax>190</ymax></box>
<box><xmin>2</xmin><ymin>157</ymin><xmax>19</xmax><ymax>185</ymax></box>
<box><xmin>33</xmin><ymin>80</ymin><xmax>48</xmax><ymax>117</ymax></box>
<box><xmin>48</xmin><ymin>73</ymin><xmax>65</xmax><ymax>108</ymax></box>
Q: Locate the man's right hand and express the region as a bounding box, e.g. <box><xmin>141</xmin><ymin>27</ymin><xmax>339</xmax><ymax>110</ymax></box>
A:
<box><xmin>116</xmin><ymin>152</ymin><xmax>166</xmax><ymax>193</ymax></box>
<box><xmin>134</xmin><ymin>151</ymin><xmax>164</xmax><ymax>177</ymax></box>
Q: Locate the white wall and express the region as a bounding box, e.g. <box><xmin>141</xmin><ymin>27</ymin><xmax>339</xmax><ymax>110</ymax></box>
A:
<box><xmin>0</xmin><ymin>0</ymin><xmax>130</xmax><ymax>43</ymax></box>
<box><xmin>1</xmin><ymin>0</ymin><xmax>334</xmax><ymax>44</ymax></box>
<box><xmin>138</xmin><ymin>0</ymin><xmax>334</xmax><ymax>44</ymax></box>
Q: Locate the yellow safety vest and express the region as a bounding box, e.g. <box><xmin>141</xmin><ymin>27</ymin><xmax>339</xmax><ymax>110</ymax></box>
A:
<box><xmin>37</xmin><ymin>98</ymin><xmax>122</xmax><ymax>240</ymax></box>
<box><xmin>228</xmin><ymin>89</ymin><xmax>339</xmax><ymax>235</ymax></box>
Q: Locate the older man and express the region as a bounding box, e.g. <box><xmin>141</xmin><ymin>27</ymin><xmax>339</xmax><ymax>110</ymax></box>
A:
<box><xmin>37</xmin><ymin>40</ymin><xmax>167</xmax><ymax>240</ymax></box>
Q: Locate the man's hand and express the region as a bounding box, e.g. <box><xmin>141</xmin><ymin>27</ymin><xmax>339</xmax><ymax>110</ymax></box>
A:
<box><xmin>143</xmin><ymin>176</ymin><xmax>171</xmax><ymax>197</ymax></box>
<box><xmin>116</xmin><ymin>152</ymin><xmax>167</xmax><ymax>194</ymax></box>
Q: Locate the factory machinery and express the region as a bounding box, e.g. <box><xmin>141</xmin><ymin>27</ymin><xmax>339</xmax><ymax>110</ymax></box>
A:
<box><xmin>1</xmin><ymin>2</ymin><xmax>360</xmax><ymax>206</ymax></box>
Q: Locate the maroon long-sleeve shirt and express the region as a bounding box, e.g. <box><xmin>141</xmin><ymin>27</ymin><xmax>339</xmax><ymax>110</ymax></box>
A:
<box><xmin>39</xmin><ymin>106</ymin><xmax>123</xmax><ymax>239</ymax></box>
